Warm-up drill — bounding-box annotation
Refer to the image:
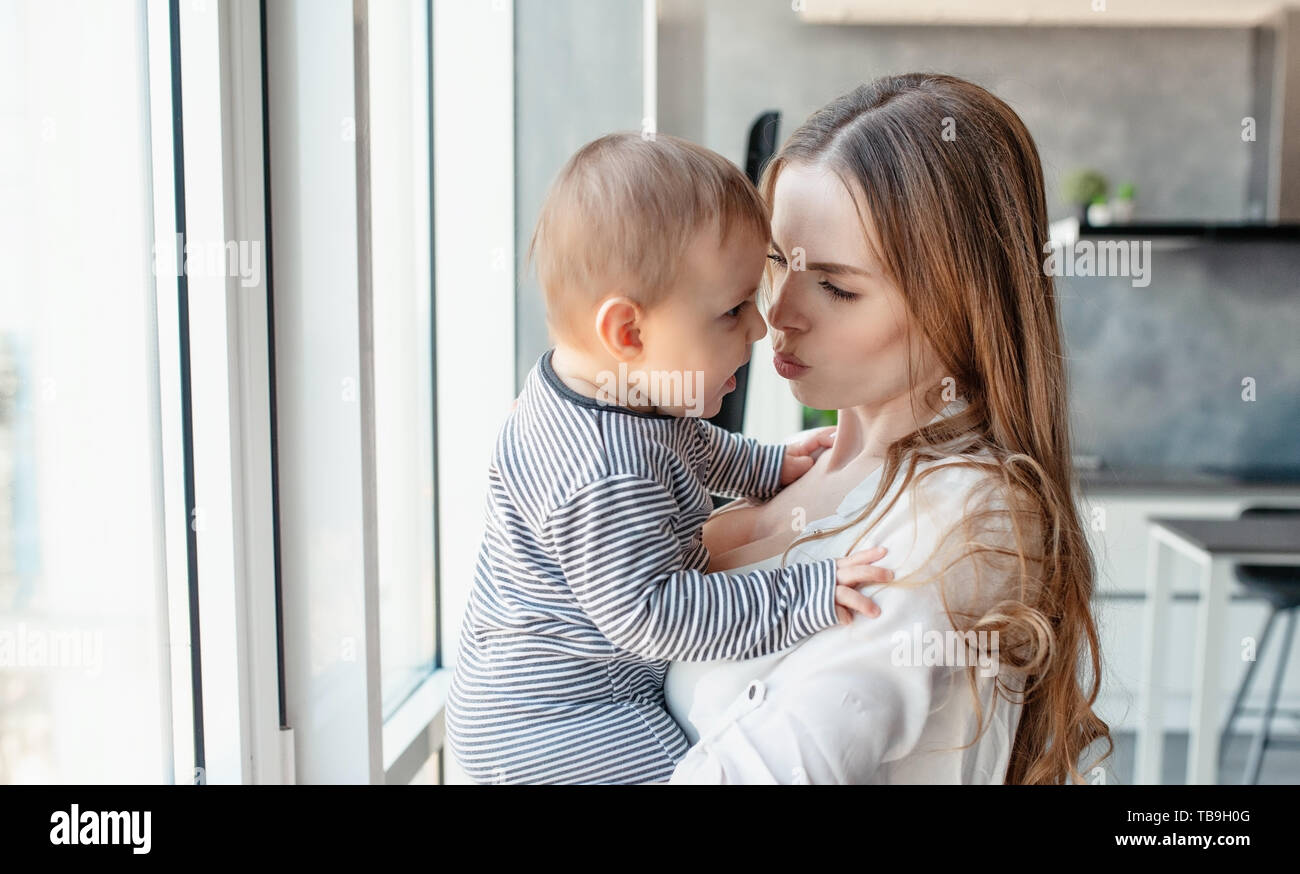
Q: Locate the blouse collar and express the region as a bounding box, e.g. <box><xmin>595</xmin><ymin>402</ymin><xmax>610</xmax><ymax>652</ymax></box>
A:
<box><xmin>929</xmin><ymin>395</ymin><xmax>969</xmax><ymax>424</ymax></box>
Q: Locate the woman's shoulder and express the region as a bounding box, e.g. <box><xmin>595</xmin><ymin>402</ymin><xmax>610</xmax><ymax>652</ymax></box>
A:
<box><xmin>900</xmin><ymin>448</ymin><xmax>1044</xmax><ymax>607</ymax></box>
<box><xmin>898</xmin><ymin>448</ymin><xmax>1013</xmax><ymax>515</ymax></box>
<box><xmin>823</xmin><ymin>446</ymin><xmax>1024</xmax><ymax>553</ymax></box>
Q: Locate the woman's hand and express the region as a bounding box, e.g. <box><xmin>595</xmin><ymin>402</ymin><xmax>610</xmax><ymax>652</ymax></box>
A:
<box><xmin>779</xmin><ymin>426</ymin><xmax>837</xmax><ymax>485</ymax></box>
<box><xmin>833</xmin><ymin>546</ymin><xmax>892</xmax><ymax>625</ymax></box>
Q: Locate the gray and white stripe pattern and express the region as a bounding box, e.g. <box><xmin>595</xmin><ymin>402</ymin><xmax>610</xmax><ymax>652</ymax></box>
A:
<box><xmin>445</xmin><ymin>349</ymin><xmax>839</xmax><ymax>784</ymax></box>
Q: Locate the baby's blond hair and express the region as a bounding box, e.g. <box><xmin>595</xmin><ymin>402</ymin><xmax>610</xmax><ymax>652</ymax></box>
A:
<box><xmin>527</xmin><ymin>132</ymin><xmax>770</xmax><ymax>342</ymax></box>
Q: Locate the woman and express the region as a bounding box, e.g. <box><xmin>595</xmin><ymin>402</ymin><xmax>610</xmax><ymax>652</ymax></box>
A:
<box><xmin>663</xmin><ymin>73</ymin><xmax>1112</xmax><ymax>785</ymax></box>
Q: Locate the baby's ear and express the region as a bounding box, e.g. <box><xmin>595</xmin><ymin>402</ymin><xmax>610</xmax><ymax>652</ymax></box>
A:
<box><xmin>593</xmin><ymin>296</ymin><xmax>645</xmax><ymax>359</ymax></box>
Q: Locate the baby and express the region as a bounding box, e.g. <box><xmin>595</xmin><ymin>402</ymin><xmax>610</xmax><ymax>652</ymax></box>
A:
<box><xmin>444</xmin><ymin>132</ymin><xmax>885</xmax><ymax>785</ymax></box>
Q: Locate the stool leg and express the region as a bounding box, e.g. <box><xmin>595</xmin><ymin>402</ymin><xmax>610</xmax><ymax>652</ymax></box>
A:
<box><xmin>1220</xmin><ymin>606</ymin><xmax>1278</xmax><ymax>776</ymax></box>
<box><xmin>1245</xmin><ymin>608</ymin><xmax>1298</xmax><ymax>785</ymax></box>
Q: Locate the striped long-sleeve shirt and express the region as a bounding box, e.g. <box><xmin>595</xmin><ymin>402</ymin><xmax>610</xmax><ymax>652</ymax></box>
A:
<box><xmin>444</xmin><ymin>349</ymin><xmax>839</xmax><ymax>784</ymax></box>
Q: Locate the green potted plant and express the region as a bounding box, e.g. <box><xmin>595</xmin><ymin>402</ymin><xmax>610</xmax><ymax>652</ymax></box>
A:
<box><xmin>1111</xmin><ymin>182</ymin><xmax>1136</xmax><ymax>223</ymax></box>
<box><xmin>1087</xmin><ymin>194</ymin><xmax>1112</xmax><ymax>226</ymax></box>
<box><xmin>1062</xmin><ymin>169</ymin><xmax>1109</xmax><ymax>226</ymax></box>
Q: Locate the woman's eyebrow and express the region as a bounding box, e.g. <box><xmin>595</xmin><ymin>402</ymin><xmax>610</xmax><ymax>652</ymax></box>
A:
<box><xmin>770</xmin><ymin>240</ymin><xmax>871</xmax><ymax>276</ymax></box>
<box><xmin>809</xmin><ymin>259</ymin><xmax>871</xmax><ymax>277</ymax></box>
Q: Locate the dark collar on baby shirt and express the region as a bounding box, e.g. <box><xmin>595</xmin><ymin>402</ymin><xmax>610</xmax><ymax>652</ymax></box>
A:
<box><xmin>537</xmin><ymin>348</ymin><xmax>678</xmax><ymax>421</ymax></box>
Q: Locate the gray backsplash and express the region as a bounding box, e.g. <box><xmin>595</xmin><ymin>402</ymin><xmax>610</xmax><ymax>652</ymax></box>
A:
<box><xmin>688</xmin><ymin>0</ymin><xmax>1258</xmax><ymax>222</ymax></box>
<box><xmin>1059</xmin><ymin>240</ymin><xmax>1300</xmax><ymax>477</ymax></box>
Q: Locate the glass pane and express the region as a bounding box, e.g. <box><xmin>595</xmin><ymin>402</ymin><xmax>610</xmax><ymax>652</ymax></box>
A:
<box><xmin>0</xmin><ymin>0</ymin><xmax>169</xmax><ymax>782</ymax></box>
<box><xmin>369</xmin><ymin>0</ymin><xmax>437</xmax><ymax>717</ymax></box>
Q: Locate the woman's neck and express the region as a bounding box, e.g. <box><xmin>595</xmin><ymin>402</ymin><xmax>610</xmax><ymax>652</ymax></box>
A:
<box><xmin>823</xmin><ymin>388</ymin><xmax>951</xmax><ymax>472</ymax></box>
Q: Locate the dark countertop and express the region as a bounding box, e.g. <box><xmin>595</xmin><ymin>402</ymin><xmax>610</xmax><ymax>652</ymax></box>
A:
<box><xmin>1076</xmin><ymin>465</ymin><xmax>1300</xmax><ymax>492</ymax></box>
<box><xmin>1078</xmin><ymin>221</ymin><xmax>1300</xmax><ymax>241</ymax></box>
<box><xmin>1148</xmin><ymin>515</ymin><xmax>1300</xmax><ymax>553</ymax></box>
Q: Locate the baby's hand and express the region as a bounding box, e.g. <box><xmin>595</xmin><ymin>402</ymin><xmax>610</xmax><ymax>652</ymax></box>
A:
<box><xmin>833</xmin><ymin>546</ymin><xmax>892</xmax><ymax>625</ymax></box>
<box><xmin>779</xmin><ymin>427</ymin><xmax>836</xmax><ymax>485</ymax></box>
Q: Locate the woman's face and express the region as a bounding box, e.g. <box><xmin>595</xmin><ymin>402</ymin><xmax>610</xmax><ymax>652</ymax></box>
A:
<box><xmin>765</xmin><ymin>161</ymin><xmax>942</xmax><ymax>412</ymax></box>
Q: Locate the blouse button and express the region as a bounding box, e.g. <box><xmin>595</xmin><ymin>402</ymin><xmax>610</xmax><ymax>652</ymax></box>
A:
<box><xmin>745</xmin><ymin>680</ymin><xmax>766</xmax><ymax>703</ymax></box>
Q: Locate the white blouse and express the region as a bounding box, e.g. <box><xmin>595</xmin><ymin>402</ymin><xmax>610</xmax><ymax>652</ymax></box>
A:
<box><xmin>664</xmin><ymin>398</ymin><xmax>1028</xmax><ymax>784</ymax></box>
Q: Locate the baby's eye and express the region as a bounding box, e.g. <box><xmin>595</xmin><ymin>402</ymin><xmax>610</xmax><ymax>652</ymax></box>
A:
<box><xmin>765</xmin><ymin>252</ymin><xmax>787</xmax><ymax>269</ymax></box>
<box><xmin>724</xmin><ymin>300</ymin><xmax>748</xmax><ymax>318</ymax></box>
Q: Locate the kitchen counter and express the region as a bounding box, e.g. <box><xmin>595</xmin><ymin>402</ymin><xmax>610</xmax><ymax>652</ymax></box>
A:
<box><xmin>1076</xmin><ymin>465</ymin><xmax>1300</xmax><ymax>491</ymax></box>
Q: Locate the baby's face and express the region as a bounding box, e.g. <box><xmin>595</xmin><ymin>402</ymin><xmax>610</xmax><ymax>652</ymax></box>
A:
<box><xmin>635</xmin><ymin>227</ymin><xmax>769</xmax><ymax>418</ymax></box>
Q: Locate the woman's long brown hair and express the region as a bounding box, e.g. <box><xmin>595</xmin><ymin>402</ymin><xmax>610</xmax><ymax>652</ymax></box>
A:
<box><xmin>762</xmin><ymin>73</ymin><xmax>1111</xmax><ymax>784</ymax></box>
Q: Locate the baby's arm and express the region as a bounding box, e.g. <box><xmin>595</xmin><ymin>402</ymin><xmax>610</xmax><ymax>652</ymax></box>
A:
<box><xmin>697</xmin><ymin>421</ymin><xmax>834</xmax><ymax>501</ymax></box>
<box><xmin>544</xmin><ymin>474</ymin><xmax>883</xmax><ymax>663</ymax></box>
<box><xmin>697</xmin><ymin>420</ymin><xmax>785</xmax><ymax>501</ymax></box>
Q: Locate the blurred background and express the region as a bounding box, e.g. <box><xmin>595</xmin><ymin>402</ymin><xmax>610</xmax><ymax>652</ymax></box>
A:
<box><xmin>1</xmin><ymin>0</ymin><xmax>1298</xmax><ymax>785</ymax></box>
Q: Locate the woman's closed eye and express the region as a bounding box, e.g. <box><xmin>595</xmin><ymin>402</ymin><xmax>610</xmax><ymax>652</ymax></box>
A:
<box><xmin>767</xmin><ymin>252</ymin><xmax>859</xmax><ymax>302</ymax></box>
<box><xmin>818</xmin><ymin>279</ymin><xmax>858</xmax><ymax>302</ymax></box>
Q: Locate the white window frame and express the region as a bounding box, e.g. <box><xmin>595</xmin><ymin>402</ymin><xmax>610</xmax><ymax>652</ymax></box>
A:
<box><xmin>146</xmin><ymin>0</ymin><xmax>285</xmax><ymax>784</ymax></box>
<box><xmin>147</xmin><ymin>0</ymin><xmax>549</xmax><ymax>785</ymax></box>
<box><xmin>431</xmin><ymin>0</ymin><xmax>516</xmax><ymax>784</ymax></box>
<box><xmin>260</xmin><ymin>0</ymin><xmax>493</xmax><ymax>785</ymax></box>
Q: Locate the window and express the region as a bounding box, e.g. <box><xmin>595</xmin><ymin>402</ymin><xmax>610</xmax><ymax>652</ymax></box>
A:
<box><xmin>368</xmin><ymin>0</ymin><xmax>437</xmax><ymax>719</ymax></box>
<box><xmin>0</xmin><ymin>0</ymin><xmax>170</xmax><ymax>783</ymax></box>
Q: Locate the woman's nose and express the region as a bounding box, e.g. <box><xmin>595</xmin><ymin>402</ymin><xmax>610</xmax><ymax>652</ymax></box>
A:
<box><xmin>765</xmin><ymin>275</ymin><xmax>804</xmax><ymax>335</ymax></box>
